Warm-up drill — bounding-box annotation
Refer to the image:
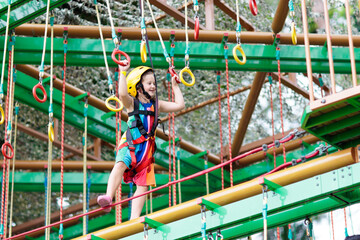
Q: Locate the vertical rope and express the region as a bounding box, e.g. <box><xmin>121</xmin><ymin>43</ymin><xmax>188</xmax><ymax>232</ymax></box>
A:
<box><xmin>225</xmin><ymin>57</ymin><xmax>233</xmax><ymax>187</ymax></box>
<box><xmin>269</xmin><ymin>74</ymin><xmax>276</xmax><ymax>168</ymax></box>
<box><xmin>217</xmin><ymin>72</ymin><xmax>224</xmax><ymax>190</ymax></box>
<box><xmin>171</xmin><ymin>86</ymin><xmax>176</xmax><ymax>205</ymax></box>
<box><xmin>115</xmin><ymin>70</ymin><xmax>122</xmax><ymax>224</ymax></box>
<box><xmin>167</xmin><ymin>80</ymin><xmax>172</xmax><ymax>207</ymax></box>
<box><xmin>8</xmin><ymin>102</ymin><xmax>18</xmax><ymax>238</ymax></box>
<box><xmin>344</xmin><ymin>207</ymin><xmax>349</xmax><ymax>237</ymax></box>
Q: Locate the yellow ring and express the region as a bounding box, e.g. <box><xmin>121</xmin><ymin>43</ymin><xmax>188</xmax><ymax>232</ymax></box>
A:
<box><xmin>140</xmin><ymin>41</ymin><xmax>147</xmax><ymax>63</ymax></box>
<box><xmin>0</xmin><ymin>106</ymin><xmax>4</xmax><ymax>125</ymax></box>
<box><xmin>105</xmin><ymin>95</ymin><xmax>124</xmax><ymax>112</ymax></box>
<box><xmin>232</xmin><ymin>44</ymin><xmax>246</xmax><ymax>65</ymax></box>
<box><xmin>291</xmin><ymin>23</ymin><xmax>297</xmax><ymax>45</ymax></box>
<box><xmin>48</xmin><ymin>123</ymin><xmax>54</xmax><ymax>142</ymax></box>
<box><xmin>179</xmin><ymin>67</ymin><xmax>195</xmax><ymax>87</ymax></box>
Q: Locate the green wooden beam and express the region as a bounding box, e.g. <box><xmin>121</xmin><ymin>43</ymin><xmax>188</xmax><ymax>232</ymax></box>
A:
<box><xmin>1</xmin><ymin>36</ymin><xmax>360</xmax><ymax>73</ymax></box>
<box><xmin>0</xmin><ymin>0</ymin><xmax>71</xmax><ymax>34</ymax></box>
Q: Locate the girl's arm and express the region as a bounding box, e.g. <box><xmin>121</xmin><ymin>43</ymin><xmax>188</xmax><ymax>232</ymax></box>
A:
<box><xmin>159</xmin><ymin>76</ymin><xmax>185</xmax><ymax>113</ymax></box>
<box><xmin>118</xmin><ymin>61</ymin><xmax>133</xmax><ymax>111</ymax></box>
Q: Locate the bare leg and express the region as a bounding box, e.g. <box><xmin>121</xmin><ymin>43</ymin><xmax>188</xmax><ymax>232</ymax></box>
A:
<box><xmin>130</xmin><ymin>185</ymin><xmax>148</xmax><ymax>219</ymax></box>
<box><xmin>106</xmin><ymin>162</ymin><xmax>128</xmax><ymax>199</ymax></box>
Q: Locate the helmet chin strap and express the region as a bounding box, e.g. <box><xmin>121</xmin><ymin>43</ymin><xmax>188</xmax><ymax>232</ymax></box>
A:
<box><xmin>138</xmin><ymin>83</ymin><xmax>152</xmax><ymax>100</ymax></box>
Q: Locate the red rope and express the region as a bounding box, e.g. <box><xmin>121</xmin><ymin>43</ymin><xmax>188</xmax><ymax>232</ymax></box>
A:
<box><xmin>277</xmin><ymin>59</ymin><xmax>286</xmax><ymax>164</ymax></box>
<box><xmin>277</xmin><ymin>227</ymin><xmax>280</xmax><ymax>240</ymax></box>
<box><xmin>344</xmin><ymin>207</ymin><xmax>348</xmax><ymax>232</ymax></box>
<box><xmin>269</xmin><ymin>76</ymin><xmax>276</xmax><ymax>168</ymax></box>
<box><xmin>217</xmin><ymin>74</ymin><xmax>224</xmax><ymax>190</ymax></box>
<box><xmin>172</xmin><ymin>85</ymin><xmax>176</xmax><ymax>205</ymax></box>
<box><xmin>225</xmin><ymin>57</ymin><xmax>233</xmax><ymax>187</ymax></box>
<box><xmin>8</xmin><ymin>134</ymin><xmax>296</xmax><ymax>240</ymax></box>
<box><xmin>59</xmin><ymin>53</ymin><xmax>67</xmax><ymax>228</ymax></box>
<box><xmin>167</xmin><ymin>80</ymin><xmax>172</xmax><ymax>207</ymax></box>
<box><xmin>1</xmin><ymin>48</ymin><xmax>12</xmax><ymax>237</ymax></box>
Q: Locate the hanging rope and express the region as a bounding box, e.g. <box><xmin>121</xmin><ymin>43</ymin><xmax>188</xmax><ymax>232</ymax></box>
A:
<box><xmin>179</xmin><ymin>0</ymin><xmax>196</xmax><ymax>87</ymax></box>
<box><xmin>8</xmin><ymin>102</ymin><xmax>18</xmax><ymax>238</ymax></box>
<box><xmin>167</xmin><ymin>73</ymin><xmax>172</xmax><ymax>207</ymax></box>
<box><xmin>94</xmin><ymin>0</ymin><xmax>123</xmax><ymax>113</ymax></box>
<box><xmin>262</xmin><ymin>185</ymin><xmax>268</xmax><ymax>240</ymax></box>
<box><xmin>115</xmin><ymin>69</ymin><xmax>122</xmax><ymax>224</ymax></box>
<box><xmin>0</xmin><ymin>33</ymin><xmax>15</xmax><ymax>238</ymax></box>
<box><xmin>58</xmin><ymin>26</ymin><xmax>67</xmax><ymax>240</ymax></box>
<box><xmin>268</xmin><ymin>73</ymin><xmax>276</xmax><ymax>168</ymax></box>
<box><xmin>45</xmin><ymin>13</ymin><xmax>55</xmax><ymax>240</ymax></box>
<box><xmin>193</xmin><ymin>0</ymin><xmax>200</xmax><ymax>40</ymax></box>
<box><xmin>224</xmin><ymin>41</ymin><xmax>233</xmax><ymax>187</ymax></box>
<box><xmin>200</xmin><ymin>205</ymin><xmax>207</xmax><ymax>240</ymax></box>
<box><xmin>176</xmin><ymin>141</ymin><xmax>182</xmax><ymax>204</ymax></box>
<box><xmin>0</xmin><ymin>0</ymin><xmax>12</xmax><ymax>124</ymax></box>
<box><xmin>82</xmin><ymin>97</ymin><xmax>89</xmax><ymax>234</ymax></box>
<box><xmin>344</xmin><ymin>207</ymin><xmax>349</xmax><ymax>238</ymax></box>
<box><xmin>288</xmin><ymin>223</ymin><xmax>293</xmax><ymax>239</ymax></box>
<box><xmin>305</xmin><ymin>217</ymin><xmax>313</xmax><ymax>240</ymax></box>
<box><xmin>233</xmin><ymin>0</ymin><xmax>246</xmax><ymax>65</ymax></box>
<box><xmin>216</xmin><ymin>71</ymin><xmax>224</xmax><ymax>190</ymax></box>
<box><xmin>171</xmin><ymin>87</ymin><xmax>176</xmax><ymax>206</ymax></box>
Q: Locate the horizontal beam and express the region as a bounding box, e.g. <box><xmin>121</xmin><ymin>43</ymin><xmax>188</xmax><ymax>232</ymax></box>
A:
<box><xmin>123</xmin><ymin>162</ymin><xmax>360</xmax><ymax>239</ymax></box>
<box><xmin>0</xmin><ymin>0</ymin><xmax>70</xmax><ymax>34</ymax></box>
<box><xmin>3</xmin><ymin>36</ymin><xmax>360</xmax><ymax>73</ymax></box>
<box><xmin>73</xmin><ymin>147</ymin><xmax>358</xmax><ymax>239</ymax></box>
<box><xmin>14</xmin><ymin>24</ymin><xmax>360</xmax><ymax>46</ymax></box>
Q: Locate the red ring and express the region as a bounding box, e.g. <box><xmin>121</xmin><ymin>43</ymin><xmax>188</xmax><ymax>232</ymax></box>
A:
<box><xmin>168</xmin><ymin>67</ymin><xmax>180</xmax><ymax>83</ymax></box>
<box><xmin>194</xmin><ymin>17</ymin><xmax>200</xmax><ymax>40</ymax></box>
<box><xmin>32</xmin><ymin>83</ymin><xmax>47</xmax><ymax>103</ymax></box>
<box><xmin>249</xmin><ymin>0</ymin><xmax>258</xmax><ymax>16</ymax></box>
<box><xmin>111</xmin><ymin>49</ymin><xmax>131</xmax><ymax>66</ymax></box>
<box><xmin>2</xmin><ymin>142</ymin><xmax>14</xmax><ymax>159</ymax></box>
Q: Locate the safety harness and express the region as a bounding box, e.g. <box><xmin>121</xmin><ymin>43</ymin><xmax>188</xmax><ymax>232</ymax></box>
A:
<box><xmin>117</xmin><ymin>98</ymin><xmax>158</xmax><ymax>176</ymax></box>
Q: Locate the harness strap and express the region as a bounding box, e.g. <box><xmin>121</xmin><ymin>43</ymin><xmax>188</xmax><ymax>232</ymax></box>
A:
<box><xmin>125</xmin><ymin>129</ymin><xmax>137</xmax><ymax>169</ymax></box>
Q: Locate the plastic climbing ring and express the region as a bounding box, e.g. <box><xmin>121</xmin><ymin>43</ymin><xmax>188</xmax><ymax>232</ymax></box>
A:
<box><xmin>32</xmin><ymin>83</ymin><xmax>47</xmax><ymax>103</ymax></box>
<box><xmin>232</xmin><ymin>44</ymin><xmax>247</xmax><ymax>65</ymax></box>
<box><xmin>249</xmin><ymin>0</ymin><xmax>258</xmax><ymax>16</ymax></box>
<box><xmin>168</xmin><ymin>66</ymin><xmax>180</xmax><ymax>83</ymax></box>
<box><xmin>48</xmin><ymin>123</ymin><xmax>55</xmax><ymax>142</ymax></box>
<box><xmin>105</xmin><ymin>95</ymin><xmax>124</xmax><ymax>112</ymax></box>
<box><xmin>0</xmin><ymin>106</ymin><xmax>4</xmax><ymax>125</ymax></box>
<box><xmin>140</xmin><ymin>41</ymin><xmax>147</xmax><ymax>63</ymax></box>
<box><xmin>1</xmin><ymin>142</ymin><xmax>14</xmax><ymax>159</ymax></box>
<box><xmin>194</xmin><ymin>17</ymin><xmax>200</xmax><ymax>40</ymax></box>
<box><xmin>291</xmin><ymin>22</ymin><xmax>297</xmax><ymax>45</ymax></box>
<box><xmin>111</xmin><ymin>49</ymin><xmax>131</xmax><ymax>66</ymax></box>
<box><xmin>179</xmin><ymin>67</ymin><xmax>195</xmax><ymax>87</ymax></box>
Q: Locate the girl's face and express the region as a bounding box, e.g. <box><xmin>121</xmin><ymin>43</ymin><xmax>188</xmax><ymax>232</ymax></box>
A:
<box><xmin>140</xmin><ymin>73</ymin><xmax>156</xmax><ymax>98</ymax></box>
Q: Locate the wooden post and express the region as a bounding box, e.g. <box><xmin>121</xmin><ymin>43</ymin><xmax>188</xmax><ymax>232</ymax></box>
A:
<box><xmin>94</xmin><ymin>137</ymin><xmax>102</xmax><ymax>158</ymax></box>
<box><xmin>205</xmin><ymin>0</ymin><xmax>215</xmax><ymax>30</ymax></box>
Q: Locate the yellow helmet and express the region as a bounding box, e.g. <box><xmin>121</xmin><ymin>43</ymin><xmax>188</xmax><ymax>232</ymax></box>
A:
<box><xmin>126</xmin><ymin>66</ymin><xmax>152</xmax><ymax>97</ymax></box>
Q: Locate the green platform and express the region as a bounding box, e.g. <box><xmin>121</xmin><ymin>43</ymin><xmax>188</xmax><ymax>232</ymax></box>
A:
<box><xmin>301</xmin><ymin>90</ymin><xmax>360</xmax><ymax>150</ymax></box>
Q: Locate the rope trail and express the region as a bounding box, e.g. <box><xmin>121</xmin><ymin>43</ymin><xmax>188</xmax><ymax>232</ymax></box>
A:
<box><xmin>217</xmin><ymin>72</ymin><xmax>224</xmax><ymax>190</ymax></box>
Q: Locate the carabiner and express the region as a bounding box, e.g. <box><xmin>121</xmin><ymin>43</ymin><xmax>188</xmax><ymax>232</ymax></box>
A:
<box><xmin>111</xmin><ymin>49</ymin><xmax>131</xmax><ymax>66</ymax></box>
<box><xmin>233</xmin><ymin>44</ymin><xmax>246</xmax><ymax>65</ymax></box>
<box><xmin>105</xmin><ymin>95</ymin><xmax>124</xmax><ymax>112</ymax></box>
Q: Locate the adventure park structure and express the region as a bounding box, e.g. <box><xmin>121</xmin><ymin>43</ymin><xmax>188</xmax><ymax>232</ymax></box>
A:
<box><xmin>0</xmin><ymin>0</ymin><xmax>360</xmax><ymax>239</ymax></box>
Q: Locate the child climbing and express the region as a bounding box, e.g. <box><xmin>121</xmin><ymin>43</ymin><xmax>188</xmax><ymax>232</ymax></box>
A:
<box><xmin>97</xmin><ymin>61</ymin><xmax>185</xmax><ymax>219</ymax></box>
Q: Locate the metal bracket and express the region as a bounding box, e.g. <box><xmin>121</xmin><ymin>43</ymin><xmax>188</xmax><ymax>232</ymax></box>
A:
<box><xmin>221</xmin><ymin>33</ymin><xmax>228</xmax><ymax>47</ymax></box>
<box><xmin>258</xmin><ymin>177</ymin><xmax>287</xmax><ymax>197</ymax></box>
<box><xmin>140</xmin><ymin>216</ymin><xmax>171</xmax><ymax>233</ymax></box>
<box><xmin>196</xmin><ymin>198</ymin><xmax>227</xmax><ymax>216</ymax></box>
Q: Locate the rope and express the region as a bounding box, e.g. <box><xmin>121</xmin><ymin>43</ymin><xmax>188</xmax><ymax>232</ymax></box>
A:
<box><xmin>184</xmin><ymin>0</ymin><xmax>190</xmax><ymax>67</ymax></box>
<box><xmin>0</xmin><ymin>1</ymin><xmax>11</xmax><ymax>107</ymax></box>
<box><xmin>115</xmin><ymin>70</ymin><xmax>122</xmax><ymax>224</ymax></box>
<box><xmin>167</xmin><ymin>79</ymin><xmax>172</xmax><ymax>207</ymax></box>
<box><xmin>262</xmin><ymin>186</ymin><xmax>268</xmax><ymax>240</ymax></box>
<box><xmin>217</xmin><ymin>72</ymin><xmax>224</xmax><ymax>190</ymax></box>
<box><xmin>104</xmin><ymin>0</ymin><xmax>118</xmax><ymax>45</ymax></box>
<box><xmin>172</xmin><ymin>85</ymin><xmax>176</xmax><ymax>205</ymax></box>
<box><xmin>39</xmin><ymin>0</ymin><xmax>52</xmax><ymax>76</ymax></box>
<box><xmin>344</xmin><ymin>207</ymin><xmax>349</xmax><ymax>237</ymax></box>
<box><xmin>177</xmin><ymin>142</ymin><xmax>182</xmax><ymax>204</ymax></box>
<box><xmin>276</xmin><ymin>47</ymin><xmax>286</xmax><ymax>164</ymax></box>
<box><xmin>94</xmin><ymin>1</ymin><xmax>115</xmax><ymax>97</ymax></box>
<box><xmin>331</xmin><ymin>211</ymin><xmax>335</xmax><ymax>240</ymax></box>
<box><xmin>45</xmin><ymin>14</ymin><xmax>55</xmax><ymax>240</ymax></box>
<box><xmin>268</xmin><ymin>74</ymin><xmax>276</xmax><ymax>168</ymax></box>
<box><xmin>8</xmin><ymin>103</ymin><xmax>19</xmax><ymax>238</ymax></box>
<box><xmin>59</xmin><ymin>23</ymin><xmax>66</xmax><ymax>240</ymax></box>
<box><xmin>224</xmin><ymin>47</ymin><xmax>233</xmax><ymax>187</ymax></box>
<box><xmin>82</xmin><ymin>99</ymin><xmax>88</xmax><ymax>234</ymax></box>
<box><xmin>145</xmin><ymin>0</ymin><xmax>171</xmax><ymax>65</ymax></box>
<box><xmin>8</xmin><ymin>133</ymin><xmax>297</xmax><ymax>240</ymax></box>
